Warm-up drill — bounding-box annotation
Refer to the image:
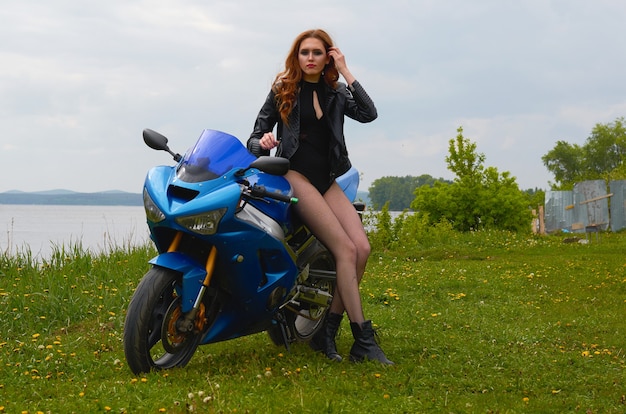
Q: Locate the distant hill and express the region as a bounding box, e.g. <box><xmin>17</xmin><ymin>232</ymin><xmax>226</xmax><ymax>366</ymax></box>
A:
<box><xmin>0</xmin><ymin>190</ymin><xmax>142</xmax><ymax>206</ymax></box>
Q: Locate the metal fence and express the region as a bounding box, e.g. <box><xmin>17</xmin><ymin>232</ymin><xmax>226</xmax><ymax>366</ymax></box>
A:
<box><xmin>544</xmin><ymin>190</ymin><xmax>573</xmax><ymax>233</ymax></box>
<box><xmin>544</xmin><ymin>180</ymin><xmax>626</xmax><ymax>233</ymax></box>
<box><xmin>610</xmin><ymin>180</ymin><xmax>626</xmax><ymax>231</ymax></box>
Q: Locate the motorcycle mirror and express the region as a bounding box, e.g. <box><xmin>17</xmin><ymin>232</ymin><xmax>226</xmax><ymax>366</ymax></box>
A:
<box><xmin>143</xmin><ymin>128</ymin><xmax>170</xmax><ymax>150</ymax></box>
<box><xmin>143</xmin><ymin>129</ymin><xmax>182</xmax><ymax>161</ymax></box>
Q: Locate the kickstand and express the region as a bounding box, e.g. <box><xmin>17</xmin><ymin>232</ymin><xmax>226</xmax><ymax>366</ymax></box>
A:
<box><xmin>275</xmin><ymin>312</ymin><xmax>291</xmax><ymax>353</ymax></box>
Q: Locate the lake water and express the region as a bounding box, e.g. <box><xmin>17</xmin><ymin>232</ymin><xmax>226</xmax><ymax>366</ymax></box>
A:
<box><xmin>0</xmin><ymin>204</ymin><xmax>399</xmax><ymax>259</ymax></box>
<box><xmin>0</xmin><ymin>205</ymin><xmax>149</xmax><ymax>258</ymax></box>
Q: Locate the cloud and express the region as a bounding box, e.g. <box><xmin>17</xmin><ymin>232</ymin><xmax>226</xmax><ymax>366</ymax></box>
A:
<box><xmin>1</xmin><ymin>0</ymin><xmax>626</xmax><ymax>193</ymax></box>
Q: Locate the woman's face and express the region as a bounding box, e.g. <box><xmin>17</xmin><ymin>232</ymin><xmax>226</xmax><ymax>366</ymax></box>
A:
<box><xmin>298</xmin><ymin>37</ymin><xmax>330</xmax><ymax>82</ymax></box>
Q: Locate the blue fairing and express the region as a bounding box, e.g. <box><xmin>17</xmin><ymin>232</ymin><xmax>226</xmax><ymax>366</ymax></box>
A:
<box><xmin>245</xmin><ymin>172</ymin><xmax>293</xmax><ymax>225</ymax></box>
<box><xmin>336</xmin><ymin>166</ymin><xmax>360</xmax><ymax>202</ymax></box>
<box><xmin>149</xmin><ymin>253</ymin><xmax>208</xmax><ymax>311</ymax></box>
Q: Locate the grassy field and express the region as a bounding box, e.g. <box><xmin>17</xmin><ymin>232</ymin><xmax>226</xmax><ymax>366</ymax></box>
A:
<box><xmin>1</xmin><ymin>230</ymin><xmax>625</xmax><ymax>413</ymax></box>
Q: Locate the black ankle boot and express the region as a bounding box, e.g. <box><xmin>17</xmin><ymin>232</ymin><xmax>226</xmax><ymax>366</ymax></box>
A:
<box><xmin>349</xmin><ymin>320</ymin><xmax>394</xmax><ymax>365</ymax></box>
<box><xmin>309</xmin><ymin>312</ymin><xmax>343</xmax><ymax>362</ymax></box>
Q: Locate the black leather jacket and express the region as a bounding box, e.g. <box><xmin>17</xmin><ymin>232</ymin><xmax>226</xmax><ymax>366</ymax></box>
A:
<box><xmin>247</xmin><ymin>80</ymin><xmax>377</xmax><ymax>180</ymax></box>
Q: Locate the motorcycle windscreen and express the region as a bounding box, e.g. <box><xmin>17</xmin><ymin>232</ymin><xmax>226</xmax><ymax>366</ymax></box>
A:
<box><xmin>177</xmin><ymin>129</ymin><xmax>257</xmax><ymax>183</ymax></box>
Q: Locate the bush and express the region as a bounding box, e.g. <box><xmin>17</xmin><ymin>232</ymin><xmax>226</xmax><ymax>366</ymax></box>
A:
<box><xmin>409</xmin><ymin>127</ymin><xmax>533</xmax><ymax>232</ymax></box>
<box><xmin>366</xmin><ymin>207</ymin><xmax>457</xmax><ymax>252</ymax></box>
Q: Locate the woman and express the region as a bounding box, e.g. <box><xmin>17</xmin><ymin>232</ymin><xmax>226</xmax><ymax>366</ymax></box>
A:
<box><xmin>247</xmin><ymin>29</ymin><xmax>392</xmax><ymax>365</ymax></box>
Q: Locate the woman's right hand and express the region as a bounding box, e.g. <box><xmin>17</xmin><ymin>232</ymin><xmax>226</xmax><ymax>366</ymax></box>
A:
<box><xmin>260</xmin><ymin>132</ymin><xmax>279</xmax><ymax>150</ymax></box>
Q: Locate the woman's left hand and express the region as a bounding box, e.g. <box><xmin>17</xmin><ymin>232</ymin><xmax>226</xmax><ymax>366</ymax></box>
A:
<box><xmin>328</xmin><ymin>46</ymin><xmax>355</xmax><ymax>85</ymax></box>
<box><xmin>328</xmin><ymin>47</ymin><xmax>347</xmax><ymax>73</ymax></box>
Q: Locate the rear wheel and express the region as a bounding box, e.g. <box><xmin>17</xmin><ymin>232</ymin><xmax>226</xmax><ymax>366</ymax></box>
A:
<box><xmin>290</xmin><ymin>276</ymin><xmax>335</xmax><ymax>340</ymax></box>
<box><xmin>123</xmin><ymin>266</ymin><xmax>205</xmax><ymax>374</ymax></box>
<box><xmin>268</xmin><ymin>247</ymin><xmax>336</xmax><ymax>345</ymax></box>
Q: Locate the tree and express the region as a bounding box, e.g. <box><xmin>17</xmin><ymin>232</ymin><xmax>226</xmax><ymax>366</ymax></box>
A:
<box><xmin>524</xmin><ymin>187</ymin><xmax>545</xmax><ymax>210</ymax></box>
<box><xmin>411</xmin><ymin>127</ymin><xmax>532</xmax><ymax>232</ymax></box>
<box><xmin>368</xmin><ymin>175</ymin><xmax>449</xmax><ymax>211</ymax></box>
<box><xmin>584</xmin><ymin>117</ymin><xmax>626</xmax><ymax>180</ymax></box>
<box><xmin>541</xmin><ymin>141</ymin><xmax>584</xmax><ymax>189</ymax></box>
<box><xmin>446</xmin><ymin>126</ymin><xmax>485</xmax><ymax>184</ymax></box>
<box><xmin>542</xmin><ymin>117</ymin><xmax>626</xmax><ymax>188</ymax></box>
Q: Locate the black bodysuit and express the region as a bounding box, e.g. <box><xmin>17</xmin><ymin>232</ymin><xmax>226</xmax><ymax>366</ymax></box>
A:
<box><xmin>289</xmin><ymin>80</ymin><xmax>333</xmax><ymax>194</ymax></box>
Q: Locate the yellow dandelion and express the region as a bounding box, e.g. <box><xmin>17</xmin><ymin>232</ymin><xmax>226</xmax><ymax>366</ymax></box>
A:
<box><xmin>523</xmin><ymin>397</ymin><xmax>529</xmax><ymax>403</ymax></box>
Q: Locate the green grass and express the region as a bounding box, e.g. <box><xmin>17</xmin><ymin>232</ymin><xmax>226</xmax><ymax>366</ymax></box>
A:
<box><xmin>1</xmin><ymin>231</ymin><xmax>625</xmax><ymax>413</ymax></box>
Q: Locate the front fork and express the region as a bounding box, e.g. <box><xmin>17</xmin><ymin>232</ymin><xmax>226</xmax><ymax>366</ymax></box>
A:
<box><xmin>152</xmin><ymin>232</ymin><xmax>218</xmax><ymax>333</ymax></box>
<box><xmin>178</xmin><ymin>244</ymin><xmax>217</xmax><ymax>333</ymax></box>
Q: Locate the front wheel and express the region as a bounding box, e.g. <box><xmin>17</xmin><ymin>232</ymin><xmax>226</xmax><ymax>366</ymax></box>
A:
<box><xmin>123</xmin><ymin>266</ymin><xmax>204</xmax><ymax>374</ymax></box>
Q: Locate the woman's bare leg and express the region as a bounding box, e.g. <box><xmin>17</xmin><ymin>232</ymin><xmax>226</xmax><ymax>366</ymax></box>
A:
<box><xmin>322</xmin><ymin>182</ymin><xmax>370</xmax><ymax>316</ymax></box>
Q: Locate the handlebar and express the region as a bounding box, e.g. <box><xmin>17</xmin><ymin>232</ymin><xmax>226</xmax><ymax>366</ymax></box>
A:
<box><xmin>247</xmin><ymin>184</ymin><xmax>298</xmax><ymax>204</ymax></box>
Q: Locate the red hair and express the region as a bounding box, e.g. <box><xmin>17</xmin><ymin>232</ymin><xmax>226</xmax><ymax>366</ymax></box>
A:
<box><xmin>273</xmin><ymin>29</ymin><xmax>339</xmax><ymax>125</ymax></box>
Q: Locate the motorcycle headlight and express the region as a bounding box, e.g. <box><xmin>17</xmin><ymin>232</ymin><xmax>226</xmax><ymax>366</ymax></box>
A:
<box><xmin>176</xmin><ymin>208</ymin><xmax>226</xmax><ymax>235</ymax></box>
<box><xmin>143</xmin><ymin>188</ymin><xmax>166</xmax><ymax>223</ymax></box>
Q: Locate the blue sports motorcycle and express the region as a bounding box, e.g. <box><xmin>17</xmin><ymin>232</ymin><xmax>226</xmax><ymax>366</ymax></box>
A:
<box><xmin>123</xmin><ymin>128</ymin><xmax>363</xmax><ymax>374</ymax></box>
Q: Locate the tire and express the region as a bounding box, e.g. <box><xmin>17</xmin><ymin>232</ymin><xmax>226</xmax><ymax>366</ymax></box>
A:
<box><xmin>123</xmin><ymin>266</ymin><xmax>204</xmax><ymax>374</ymax></box>
<box><xmin>268</xmin><ymin>246</ymin><xmax>336</xmax><ymax>345</ymax></box>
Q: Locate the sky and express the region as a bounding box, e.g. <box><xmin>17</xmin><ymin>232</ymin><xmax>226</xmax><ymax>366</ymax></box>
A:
<box><xmin>2</xmin><ymin>0</ymin><xmax>626</xmax><ymax>194</ymax></box>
